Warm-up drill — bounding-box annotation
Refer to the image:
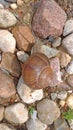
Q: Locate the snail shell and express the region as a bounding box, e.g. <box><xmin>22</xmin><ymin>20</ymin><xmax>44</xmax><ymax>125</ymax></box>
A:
<box><xmin>22</xmin><ymin>53</ymin><xmax>54</xmax><ymax>89</ymax></box>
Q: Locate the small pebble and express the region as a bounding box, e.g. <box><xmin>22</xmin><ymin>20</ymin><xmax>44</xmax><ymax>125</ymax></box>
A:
<box><xmin>57</xmin><ymin>91</ymin><xmax>67</xmax><ymax>100</ymax></box>
<box><xmin>66</xmin><ymin>94</ymin><xmax>73</xmax><ymax>109</ymax></box>
<box><xmin>10</xmin><ymin>3</ymin><xmax>17</xmax><ymax>9</ymax></box>
<box><xmin>51</xmin><ymin>93</ymin><xmax>57</xmax><ymax>100</ymax></box>
<box><xmin>66</xmin><ymin>60</ymin><xmax>73</xmax><ymax>75</ymax></box>
<box><xmin>17</xmin><ymin>51</ymin><xmax>29</xmax><ymax>63</ymax></box>
<box><xmin>59</xmin><ymin>100</ymin><xmax>65</xmax><ymax>107</ymax></box>
<box><xmin>52</xmin><ymin>37</ymin><xmax>61</xmax><ymax>47</ymax></box>
<box><xmin>17</xmin><ymin>0</ymin><xmax>24</xmax><ymax>6</ymax></box>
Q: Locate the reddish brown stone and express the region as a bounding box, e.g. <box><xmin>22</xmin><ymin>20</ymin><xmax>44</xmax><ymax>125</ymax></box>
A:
<box><xmin>32</xmin><ymin>0</ymin><xmax>67</xmax><ymax>38</ymax></box>
<box><xmin>0</xmin><ymin>69</ymin><xmax>16</xmax><ymax>98</ymax></box>
<box><xmin>0</xmin><ymin>53</ymin><xmax>21</xmax><ymax>77</ymax></box>
<box><xmin>12</xmin><ymin>25</ymin><xmax>35</xmax><ymax>52</ymax></box>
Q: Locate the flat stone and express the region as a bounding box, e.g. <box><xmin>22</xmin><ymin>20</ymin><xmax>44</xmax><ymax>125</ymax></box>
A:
<box><xmin>32</xmin><ymin>0</ymin><xmax>67</xmax><ymax>38</ymax></box>
<box><xmin>12</xmin><ymin>25</ymin><xmax>35</xmax><ymax>52</ymax></box>
<box><xmin>5</xmin><ymin>103</ymin><xmax>28</xmax><ymax>124</ymax></box>
<box><xmin>60</xmin><ymin>52</ymin><xmax>71</xmax><ymax>68</ymax></box>
<box><xmin>52</xmin><ymin>37</ymin><xmax>61</xmax><ymax>48</ymax></box>
<box><xmin>0</xmin><ymin>9</ymin><xmax>17</xmax><ymax>28</ymax></box>
<box><xmin>66</xmin><ymin>94</ymin><xmax>73</xmax><ymax>109</ymax></box>
<box><xmin>0</xmin><ymin>30</ymin><xmax>16</xmax><ymax>53</ymax></box>
<box><xmin>37</xmin><ymin>98</ymin><xmax>60</xmax><ymax>125</ymax></box>
<box><xmin>67</xmin><ymin>75</ymin><xmax>73</xmax><ymax>88</ymax></box>
<box><xmin>63</xmin><ymin>19</ymin><xmax>73</xmax><ymax>36</ymax></box>
<box><xmin>26</xmin><ymin>118</ymin><xmax>47</xmax><ymax>130</ymax></box>
<box><xmin>0</xmin><ymin>69</ymin><xmax>16</xmax><ymax>98</ymax></box>
<box><xmin>17</xmin><ymin>51</ymin><xmax>29</xmax><ymax>63</ymax></box>
<box><xmin>62</xmin><ymin>33</ymin><xmax>73</xmax><ymax>55</ymax></box>
<box><xmin>66</xmin><ymin>60</ymin><xmax>73</xmax><ymax>75</ymax></box>
<box><xmin>0</xmin><ymin>53</ymin><xmax>21</xmax><ymax>77</ymax></box>
<box><xmin>49</xmin><ymin>57</ymin><xmax>62</xmax><ymax>86</ymax></box>
<box><xmin>54</xmin><ymin>118</ymin><xmax>70</xmax><ymax>130</ymax></box>
<box><xmin>0</xmin><ymin>106</ymin><xmax>4</xmax><ymax>121</ymax></box>
<box><xmin>0</xmin><ymin>123</ymin><xmax>16</xmax><ymax>130</ymax></box>
<box><xmin>57</xmin><ymin>91</ymin><xmax>67</xmax><ymax>100</ymax></box>
<box><xmin>17</xmin><ymin>76</ymin><xmax>43</xmax><ymax>104</ymax></box>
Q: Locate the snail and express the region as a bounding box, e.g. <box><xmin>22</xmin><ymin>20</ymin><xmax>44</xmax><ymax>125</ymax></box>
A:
<box><xmin>22</xmin><ymin>53</ymin><xmax>54</xmax><ymax>89</ymax></box>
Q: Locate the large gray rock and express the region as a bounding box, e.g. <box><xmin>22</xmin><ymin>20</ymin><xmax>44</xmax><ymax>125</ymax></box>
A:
<box><xmin>32</xmin><ymin>0</ymin><xmax>67</xmax><ymax>38</ymax></box>
<box><xmin>37</xmin><ymin>98</ymin><xmax>60</xmax><ymax>125</ymax></box>
<box><xmin>5</xmin><ymin>103</ymin><xmax>28</xmax><ymax>124</ymax></box>
<box><xmin>0</xmin><ymin>30</ymin><xmax>16</xmax><ymax>53</ymax></box>
<box><xmin>0</xmin><ymin>69</ymin><xmax>16</xmax><ymax>98</ymax></box>
<box><xmin>17</xmin><ymin>77</ymin><xmax>43</xmax><ymax>104</ymax></box>
<box><xmin>62</xmin><ymin>33</ymin><xmax>73</xmax><ymax>56</ymax></box>
<box><xmin>0</xmin><ymin>123</ymin><xmax>16</xmax><ymax>130</ymax></box>
<box><xmin>0</xmin><ymin>9</ymin><xmax>17</xmax><ymax>28</ymax></box>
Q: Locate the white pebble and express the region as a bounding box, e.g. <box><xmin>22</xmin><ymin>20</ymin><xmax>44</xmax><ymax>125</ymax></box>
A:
<box><xmin>10</xmin><ymin>3</ymin><xmax>17</xmax><ymax>10</ymax></box>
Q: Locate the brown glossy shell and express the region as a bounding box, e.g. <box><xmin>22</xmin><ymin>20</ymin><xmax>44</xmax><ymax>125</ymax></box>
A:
<box><xmin>22</xmin><ymin>53</ymin><xmax>54</xmax><ymax>89</ymax></box>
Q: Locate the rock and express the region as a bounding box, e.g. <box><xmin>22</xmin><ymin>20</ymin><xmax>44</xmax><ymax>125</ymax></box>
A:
<box><xmin>12</xmin><ymin>25</ymin><xmax>35</xmax><ymax>52</ymax></box>
<box><xmin>0</xmin><ymin>9</ymin><xmax>17</xmax><ymax>28</ymax></box>
<box><xmin>49</xmin><ymin>57</ymin><xmax>62</xmax><ymax>86</ymax></box>
<box><xmin>17</xmin><ymin>51</ymin><xmax>29</xmax><ymax>63</ymax></box>
<box><xmin>32</xmin><ymin>0</ymin><xmax>67</xmax><ymax>38</ymax></box>
<box><xmin>0</xmin><ymin>30</ymin><xmax>16</xmax><ymax>53</ymax></box>
<box><xmin>10</xmin><ymin>3</ymin><xmax>17</xmax><ymax>10</ymax></box>
<box><xmin>63</xmin><ymin>19</ymin><xmax>73</xmax><ymax>36</ymax></box>
<box><xmin>66</xmin><ymin>60</ymin><xmax>73</xmax><ymax>75</ymax></box>
<box><xmin>62</xmin><ymin>33</ymin><xmax>73</xmax><ymax>56</ymax></box>
<box><xmin>68</xmin><ymin>119</ymin><xmax>73</xmax><ymax>130</ymax></box>
<box><xmin>0</xmin><ymin>69</ymin><xmax>16</xmax><ymax>98</ymax></box>
<box><xmin>5</xmin><ymin>0</ymin><xmax>16</xmax><ymax>3</ymax></box>
<box><xmin>0</xmin><ymin>53</ymin><xmax>21</xmax><ymax>77</ymax></box>
<box><xmin>59</xmin><ymin>100</ymin><xmax>65</xmax><ymax>107</ymax></box>
<box><xmin>17</xmin><ymin>77</ymin><xmax>43</xmax><ymax>104</ymax></box>
<box><xmin>60</xmin><ymin>52</ymin><xmax>71</xmax><ymax>68</ymax></box>
<box><xmin>40</xmin><ymin>45</ymin><xmax>59</xmax><ymax>58</ymax></box>
<box><xmin>37</xmin><ymin>98</ymin><xmax>60</xmax><ymax>125</ymax></box>
<box><xmin>54</xmin><ymin>118</ymin><xmax>70</xmax><ymax>130</ymax></box>
<box><xmin>52</xmin><ymin>37</ymin><xmax>61</xmax><ymax>48</ymax></box>
<box><xmin>57</xmin><ymin>91</ymin><xmax>67</xmax><ymax>100</ymax></box>
<box><xmin>0</xmin><ymin>123</ymin><xmax>16</xmax><ymax>130</ymax></box>
<box><xmin>66</xmin><ymin>94</ymin><xmax>73</xmax><ymax>109</ymax></box>
<box><xmin>0</xmin><ymin>0</ymin><xmax>10</xmax><ymax>7</ymax></box>
<box><xmin>17</xmin><ymin>0</ymin><xmax>24</xmax><ymax>6</ymax></box>
<box><xmin>0</xmin><ymin>3</ymin><xmax>4</xmax><ymax>8</ymax></box>
<box><xmin>57</xmin><ymin>82</ymin><xmax>71</xmax><ymax>91</ymax></box>
<box><xmin>67</xmin><ymin>75</ymin><xmax>73</xmax><ymax>88</ymax></box>
<box><xmin>5</xmin><ymin>103</ymin><xmax>28</xmax><ymax>124</ymax></box>
<box><xmin>0</xmin><ymin>106</ymin><xmax>4</xmax><ymax>121</ymax></box>
<box><xmin>26</xmin><ymin>118</ymin><xmax>47</xmax><ymax>130</ymax></box>
<box><xmin>51</xmin><ymin>93</ymin><xmax>57</xmax><ymax>100</ymax></box>
<box><xmin>23</xmin><ymin>13</ymin><xmax>31</xmax><ymax>25</ymax></box>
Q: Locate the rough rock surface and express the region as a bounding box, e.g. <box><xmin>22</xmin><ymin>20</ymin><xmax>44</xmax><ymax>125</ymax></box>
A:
<box><xmin>37</xmin><ymin>98</ymin><xmax>60</xmax><ymax>125</ymax></box>
<box><xmin>0</xmin><ymin>9</ymin><xmax>17</xmax><ymax>28</ymax></box>
<box><xmin>0</xmin><ymin>53</ymin><xmax>21</xmax><ymax>77</ymax></box>
<box><xmin>32</xmin><ymin>0</ymin><xmax>67</xmax><ymax>38</ymax></box>
<box><xmin>5</xmin><ymin>103</ymin><xmax>28</xmax><ymax>124</ymax></box>
<box><xmin>0</xmin><ymin>30</ymin><xmax>16</xmax><ymax>53</ymax></box>
<box><xmin>12</xmin><ymin>25</ymin><xmax>35</xmax><ymax>52</ymax></box>
<box><xmin>0</xmin><ymin>69</ymin><xmax>16</xmax><ymax>98</ymax></box>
